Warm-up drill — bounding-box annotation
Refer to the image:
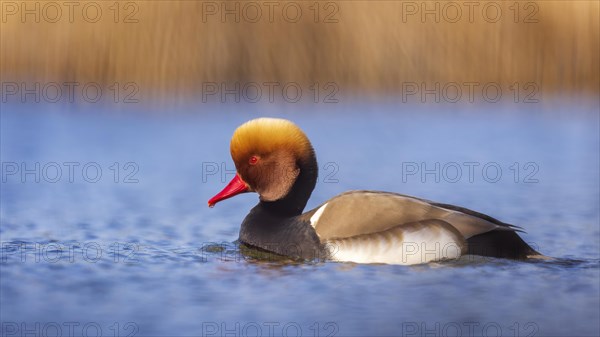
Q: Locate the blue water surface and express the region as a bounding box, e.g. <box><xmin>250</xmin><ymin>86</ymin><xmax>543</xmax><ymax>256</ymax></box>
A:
<box><xmin>1</xmin><ymin>101</ymin><xmax>599</xmax><ymax>336</ymax></box>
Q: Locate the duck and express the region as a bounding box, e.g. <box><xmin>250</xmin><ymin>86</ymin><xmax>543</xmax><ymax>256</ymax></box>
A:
<box><xmin>208</xmin><ymin>118</ymin><xmax>542</xmax><ymax>265</ymax></box>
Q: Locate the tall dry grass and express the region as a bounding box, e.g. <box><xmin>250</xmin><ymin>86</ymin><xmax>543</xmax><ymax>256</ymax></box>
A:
<box><xmin>1</xmin><ymin>0</ymin><xmax>598</xmax><ymax>103</ymax></box>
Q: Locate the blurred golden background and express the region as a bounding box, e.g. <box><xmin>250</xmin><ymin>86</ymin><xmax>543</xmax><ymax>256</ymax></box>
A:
<box><xmin>1</xmin><ymin>0</ymin><xmax>598</xmax><ymax>103</ymax></box>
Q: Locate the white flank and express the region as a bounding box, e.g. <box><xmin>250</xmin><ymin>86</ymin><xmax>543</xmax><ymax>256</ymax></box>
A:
<box><xmin>326</xmin><ymin>225</ymin><xmax>463</xmax><ymax>265</ymax></box>
<box><xmin>309</xmin><ymin>203</ymin><xmax>328</xmax><ymax>229</ymax></box>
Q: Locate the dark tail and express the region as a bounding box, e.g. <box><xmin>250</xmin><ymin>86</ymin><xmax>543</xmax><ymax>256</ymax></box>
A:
<box><xmin>467</xmin><ymin>230</ymin><xmax>541</xmax><ymax>259</ymax></box>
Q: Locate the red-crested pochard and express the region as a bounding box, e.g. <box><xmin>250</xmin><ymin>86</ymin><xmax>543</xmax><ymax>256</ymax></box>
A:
<box><xmin>208</xmin><ymin>118</ymin><xmax>542</xmax><ymax>265</ymax></box>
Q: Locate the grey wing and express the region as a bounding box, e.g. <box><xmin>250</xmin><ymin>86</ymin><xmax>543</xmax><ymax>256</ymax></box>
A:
<box><xmin>304</xmin><ymin>190</ymin><xmax>516</xmax><ymax>240</ymax></box>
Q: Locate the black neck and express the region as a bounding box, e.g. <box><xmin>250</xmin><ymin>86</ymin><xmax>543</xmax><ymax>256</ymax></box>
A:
<box><xmin>258</xmin><ymin>147</ymin><xmax>318</xmax><ymax>217</ymax></box>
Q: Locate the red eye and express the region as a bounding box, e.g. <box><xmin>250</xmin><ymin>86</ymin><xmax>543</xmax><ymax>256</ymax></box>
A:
<box><xmin>249</xmin><ymin>156</ymin><xmax>259</xmax><ymax>165</ymax></box>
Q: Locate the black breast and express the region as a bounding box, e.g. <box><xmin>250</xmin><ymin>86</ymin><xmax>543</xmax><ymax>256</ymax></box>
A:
<box><xmin>239</xmin><ymin>203</ymin><xmax>326</xmax><ymax>261</ymax></box>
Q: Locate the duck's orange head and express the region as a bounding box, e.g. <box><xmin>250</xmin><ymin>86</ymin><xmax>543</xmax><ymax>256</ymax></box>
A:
<box><xmin>208</xmin><ymin>118</ymin><xmax>314</xmax><ymax>207</ymax></box>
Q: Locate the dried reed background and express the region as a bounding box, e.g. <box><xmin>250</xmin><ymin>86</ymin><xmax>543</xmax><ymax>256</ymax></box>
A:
<box><xmin>1</xmin><ymin>0</ymin><xmax>598</xmax><ymax>103</ymax></box>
